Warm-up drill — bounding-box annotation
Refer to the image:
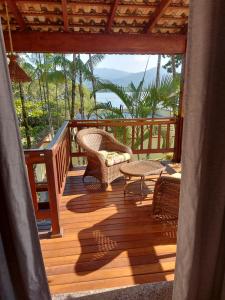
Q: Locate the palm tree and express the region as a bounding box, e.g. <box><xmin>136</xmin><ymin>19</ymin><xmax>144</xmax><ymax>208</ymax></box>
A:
<box><xmin>156</xmin><ymin>54</ymin><xmax>161</xmax><ymax>89</ymax></box>
<box><xmin>76</xmin><ymin>54</ymin><xmax>105</xmax><ymax>119</ymax></box>
<box><xmin>89</xmin><ymin>75</ymin><xmax>177</xmax><ymax>119</ymax></box>
<box><xmin>70</xmin><ymin>54</ymin><xmax>77</xmax><ymax>119</ymax></box>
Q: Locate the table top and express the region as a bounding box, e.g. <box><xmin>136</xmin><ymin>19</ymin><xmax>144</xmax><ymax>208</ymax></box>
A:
<box><xmin>120</xmin><ymin>160</ymin><xmax>165</xmax><ymax>177</ymax></box>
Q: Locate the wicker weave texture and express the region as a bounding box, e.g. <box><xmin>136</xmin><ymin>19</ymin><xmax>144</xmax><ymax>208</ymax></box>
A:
<box><xmin>76</xmin><ymin>128</ymin><xmax>132</xmax><ymax>185</ymax></box>
<box><xmin>152</xmin><ymin>176</ymin><xmax>181</xmax><ymax>220</ymax></box>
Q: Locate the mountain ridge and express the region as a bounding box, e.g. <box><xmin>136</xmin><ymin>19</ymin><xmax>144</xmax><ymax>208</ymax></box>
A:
<box><xmin>93</xmin><ymin>67</ymin><xmax>168</xmax><ymax>87</ymax></box>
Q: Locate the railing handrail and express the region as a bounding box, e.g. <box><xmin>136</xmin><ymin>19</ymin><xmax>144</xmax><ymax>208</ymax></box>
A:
<box><xmin>70</xmin><ymin>117</ymin><xmax>176</xmax><ymax>123</ymax></box>
<box><xmin>46</xmin><ymin>121</ymin><xmax>69</xmax><ymax>151</ymax></box>
<box><xmin>69</xmin><ymin>117</ymin><xmax>177</xmax><ymax>128</ymax></box>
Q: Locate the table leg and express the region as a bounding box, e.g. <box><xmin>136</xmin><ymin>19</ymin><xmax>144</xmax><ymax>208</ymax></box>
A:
<box><xmin>140</xmin><ymin>176</ymin><xmax>145</xmax><ymax>203</ymax></box>
<box><xmin>123</xmin><ymin>175</ymin><xmax>127</xmax><ymax>200</ymax></box>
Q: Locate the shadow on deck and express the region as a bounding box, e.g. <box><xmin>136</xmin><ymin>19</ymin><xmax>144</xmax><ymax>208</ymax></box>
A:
<box><xmin>41</xmin><ymin>164</ymin><xmax>179</xmax><ymax>294</ymax></box>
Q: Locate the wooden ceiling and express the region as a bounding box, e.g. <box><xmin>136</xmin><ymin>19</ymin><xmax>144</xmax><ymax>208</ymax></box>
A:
<box><xmin>0</xmin><ymin>0</ymin><xmax>189</xmax><ymax>53</ymax></box>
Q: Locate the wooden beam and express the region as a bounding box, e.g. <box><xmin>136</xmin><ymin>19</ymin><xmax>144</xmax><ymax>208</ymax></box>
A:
<box><xmin>61</xmin><ymin>0</ymin><xmax>68</xmax><ymax>32</ymax></box>
<box><xmin>5</xmin><ymin>0</ymin><xmax>26</xmax><ymax>30</ymax></box>
<box><xmin>106</xmin><ymin>0</ymin><xmax>120</xmax><ymax>32</ymax></box>
<box><xmin>145</xmin><ymin>0</ymin><xmax>172</xmax><ymax>33</ymax></box>
<box><xmin>3</xmin><ymin>31</ymin><xmax>186</xmax><ymax>54</ymax></box>
<box><xmin>0</xmin><ymin>9</ymin><xmax>188</xmax><ymax>21</ymax></box>
<box><xmin>0</xmin><ymin>0</ymin><xmax>189</xmax><ymax>10</ymax></box>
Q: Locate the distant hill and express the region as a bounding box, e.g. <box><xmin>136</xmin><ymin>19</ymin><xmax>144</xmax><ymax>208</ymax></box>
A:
<box><xmin>94</xmin><ymin>68</ymin><xmax>130</xmax><ymax>81</ymax></box>
<box><xmin>92</xmin><ymin>67</ymin><xmax>168</xmax><ymax>88</ymax></box>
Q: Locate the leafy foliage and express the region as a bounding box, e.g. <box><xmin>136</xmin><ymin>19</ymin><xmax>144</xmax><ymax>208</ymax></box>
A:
<box><xmin>162</xmin><ymin>55</ymin><xmax>183</xmax><ymax>74</ymax></box>
<box><xmin>12</xmin><ymin>53</ymin><xmax>99</xmax><ymax>148</ymax></box>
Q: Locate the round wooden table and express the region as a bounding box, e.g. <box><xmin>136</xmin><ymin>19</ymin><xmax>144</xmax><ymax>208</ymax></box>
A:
<box><xmin>120</xmin><ymin>160</ymin><xmax>166</xmax><ymax>199</ymax></box>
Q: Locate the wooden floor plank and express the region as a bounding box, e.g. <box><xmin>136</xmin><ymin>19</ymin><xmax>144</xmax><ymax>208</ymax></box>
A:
<box><xmin>50</xmin><ymin>272</ymin><xmax>174</xmax><ymax>294</ymax></box>
<box><xmin>40</xmin><ymin>165</ymin><xmax>178</xmax><ymax>294</ymax></box>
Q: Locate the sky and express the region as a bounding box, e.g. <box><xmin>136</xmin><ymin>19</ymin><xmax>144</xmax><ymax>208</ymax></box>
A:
<box><xmin>80</xmin><ymin>54</ymin><xmax>169</xmax><ymax>73</ymax></box>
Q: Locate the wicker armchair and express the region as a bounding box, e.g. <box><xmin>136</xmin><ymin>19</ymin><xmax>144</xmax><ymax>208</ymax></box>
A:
<box><xmin>152</xmin><ymin>175</ymin><xmax>181</xmax><ymax>220</ymax></box>
<box><xmin>76</xmin><ymin>128</ymin><xmax>132</xmax><ymax>187</ymax></box>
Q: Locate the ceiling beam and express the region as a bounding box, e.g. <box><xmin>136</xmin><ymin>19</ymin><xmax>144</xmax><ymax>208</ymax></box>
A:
<box><xmin>0</xmin><ymin>0</ymin><xmax>189</xmax><ymax>12</ymax></box>
<box><xmin>145</xmin><ymin>0</ymin><xmax>172</xmax><ymax>33</ymax></box>
<box><xmin>3</xmin><ymin>31</ymin><xmax>186</xmax><ymax>54</ymax></box>
<box><xmin>0</xmin><ymin>9</ymin><xmax>188</xmax><ymax>21</ymax></box>
<box><xmin>106</xmin><ymin>0</ymin><xmax>120</xmax><ymax>32</ymax></box>
<box><xmin>61</xmin><ymin>0</ymin><xmax>68</xmax><ymax>31</ymax></box>
<box><xmin>5</xmin><ymin>0</ymin><xmax>26</xmax><ymax>30</ymax></box>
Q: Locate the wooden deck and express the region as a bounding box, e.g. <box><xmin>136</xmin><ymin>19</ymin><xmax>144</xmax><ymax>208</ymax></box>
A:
<box><xmin>40</xmin><ymin>165</ymin><xmax>179</xmax><ymax>294</ymax></box>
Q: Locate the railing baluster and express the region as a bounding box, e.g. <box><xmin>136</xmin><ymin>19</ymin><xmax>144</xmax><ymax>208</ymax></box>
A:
<box><xmin>132</xmin><ymin>126</ymin><xmax>135</xmax><ymax>149</ymax></box>
<box><xmin>113</xmin><ymin>126</ymin><xmax>117</xmax><ymax>139</ymax></box>
<box><xmin>157</xmin><ymin>124</ymin><xmax>161</xmax><ymax>149</ymax></box>
<box><xmin>26</xmin><ymin>160</ymin><xmax>39</xmax><ymax>214</ymax></box>
<box><xmin>140</xmin><ymin>125</ymin><xmax>144</xmax><ymax>150</ymax></box>
<box><xmin>148</xmin><ymin>124</ymin><xmax>153</xmax><ymax>150</ymax></box>
<box><xmin>166</xmin><ymin>124</ymin><xmax>170</xmax><ymax>149</ymax></box>
<box><xmin>123</xmin><ymin>127</ymin><xmax>127</xmax><ymax>145</ymax></box>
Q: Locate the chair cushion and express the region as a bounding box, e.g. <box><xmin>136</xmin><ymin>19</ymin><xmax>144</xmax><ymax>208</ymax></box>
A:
<box><xmin>171</xmin><ymin>172</ymin><xmax>181</xmax><ymax>179</ymax></box>
<box><xmin>98</xmin><ymin>150</ymin><xmax>131</xmax><ymax>166</ymax></box>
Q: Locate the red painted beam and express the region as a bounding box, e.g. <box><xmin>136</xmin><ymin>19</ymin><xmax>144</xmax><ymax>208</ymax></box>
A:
<box><xmin>145</xmin><ymin>0</ymin><xmax>172</xmax><ymax>33</ymax></box>
<box><xmin>5</xmin><ymin>0</ymin><xmax>26</xmax><ymax>30</ymax></box>
<box><xmin>61</xmin><ymin>0</ymin><xmax>68</xmax><ymax>32</ymax></box>
<box><xmin>3</xmin><ymin>31</ymin><xmax>186</xmax><ymax>54</ymax></box>
<box><xmin>106</xmin><ymin>0</ymin><xmax>120</xmax><ymax>32</ymax></box>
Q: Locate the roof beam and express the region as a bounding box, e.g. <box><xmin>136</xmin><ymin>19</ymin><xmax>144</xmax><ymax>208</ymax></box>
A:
<box><xmin>61</xmin><ymin>0</ymin><xmax>68</xmax><ymax>31</ymax></box>
<box><xmin>145</xmin><ymin>0</ymin><xmax>172</xmax><ymax>33</ymax></box>
<box><xmin>3</xmin><ymin>31</ymin><xmax>186</xmax><ymax>54</ymax></box>
<box><xmin>106</xmin><ymin>0</ymin><xmax>120</xmax><ymax>32</ymax></box>
<box><xmin>5</xmin><ymin>0</ymin><xmax>26</xmax><ymax>31</ymax></box>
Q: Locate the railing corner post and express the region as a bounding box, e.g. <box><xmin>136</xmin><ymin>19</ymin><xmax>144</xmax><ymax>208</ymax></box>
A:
<box><xmin>45</xmin><ymin>149</ymin><xmax>63</xmax><ymax>238</ymax></box>
<box><xmin>173</xmin><ymin>116</ymin><xmax>183</xmax><ymax>163</ymax></box>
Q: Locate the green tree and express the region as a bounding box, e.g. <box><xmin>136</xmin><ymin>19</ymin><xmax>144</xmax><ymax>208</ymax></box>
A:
<box><xmin>162</xmin><ymin>55</ymin><xmax>183</xmax><ymax>78</ymax></box>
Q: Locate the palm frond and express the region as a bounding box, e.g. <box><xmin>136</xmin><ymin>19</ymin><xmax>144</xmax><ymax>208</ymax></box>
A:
<box><xmin>86</xmin><ymin>54</ymin><xmax>105</xmax><ymax>69</ymax></box>
<box><xmin>94</xmin><ymin>81</ymin><xmax>133</xmax><ymax>113</ymax></box>
<box><xmin>88</xmin><ymin>103</ymin><xmax>124</xmax><ymax>119</ymax></box>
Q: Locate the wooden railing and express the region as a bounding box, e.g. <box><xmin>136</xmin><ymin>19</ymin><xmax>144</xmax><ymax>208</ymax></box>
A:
<box><xmin>24</xmin><ymin>121</ymin><xmax>71</xmax><ymax>237</ymax></box>
<box><xmin>24</xmin><ymin>117</ymin><xmax>178</xmax><ymax>237</ymax></box>
<box><xmin>69</xmin><ymin>117</ymin><xmax>177</xmax><ymax>158</ymax></box>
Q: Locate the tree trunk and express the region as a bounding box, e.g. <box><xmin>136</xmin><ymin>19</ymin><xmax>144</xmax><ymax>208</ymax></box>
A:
<box><xmin>70</xmin><ymin>54</ymin><xmax>77</xmax><ymax>120</ymax></box>
<box><xmin>171</xmin><ymin>55</ymin><xmax>176</xmax><ymax>79</ymax></box>
<box><xmin>54</xmin><ymin>62</ymin><xmax>60</xmax><ymax>127</ymax></box>
<box><xmin>62</xmin><ymin>54</ymin><xmax>70</xmax><ymax>119</ymax></box>
<box><xmin>88</xmin><ymin>54</ymin><xmax>98</xmax><ymax>118</ymax></box>
<box><xmin>40</xmin><ymin>54</ymin><xmax>54</xmax><ymax>136</ymax></box>
<box><xmin>156</xmin><ymin>54</ymin><xmax>161</xmax><ymax>88</ymax></box>
<box><xmin>19</xmin><ymin>82</ymin><xmax>31</xmax><ymax>148</ymax></box>
<box><xmin>44</xmin><ymin>73</ymin><xmax>54</xmax><ymax>136</ymax></box>
<box><xmin>78</xmin><ymin>55</ymin><xmax>85</xmax><ymax>119</ymax></box>
<box><xmin>152</xmin><ymin>54</ymin><xmax>162</xmax><ymax>118</ymax></box>
<box><xmin>37</xmin><ymin>72</ymin><xmax>45</xmax><ymax>116</ymax></box>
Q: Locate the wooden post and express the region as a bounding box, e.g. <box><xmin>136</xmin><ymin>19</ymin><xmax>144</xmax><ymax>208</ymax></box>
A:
<box><xmin>68</xmin><ymin>123</ymin><xmax>73</xmax><ymax>170</ymax></box>
<box><xmin>173</xmin><ymin>54</ymin><xmax>186</xmax><ymax>162</ymax></box>
<box><xmin>45</xmin><ymin>150</ymin><xmax>63</xmax><ymax>237</ymax></box>
<box><xmin>26</xmin><ymin>158</ymin><xmax>39</xmax><ymax>215</ymax></box>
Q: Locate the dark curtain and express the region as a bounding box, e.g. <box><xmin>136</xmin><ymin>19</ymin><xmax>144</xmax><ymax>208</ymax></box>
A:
<box><xmin>173</xmin><ymin>0</ymin><xmax>225</xmax><ymax>299</ymax></box>
<box><xmin>0</xmin><ymin>23</ymin><xmax>51</xmax><ymax>299</ymax></box>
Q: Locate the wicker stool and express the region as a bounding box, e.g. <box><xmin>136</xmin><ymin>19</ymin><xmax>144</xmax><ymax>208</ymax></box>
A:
<box><xmin>152</xmin><ymin>175</ymin><xmax>181</xmax><ymax>220</ymax></box>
